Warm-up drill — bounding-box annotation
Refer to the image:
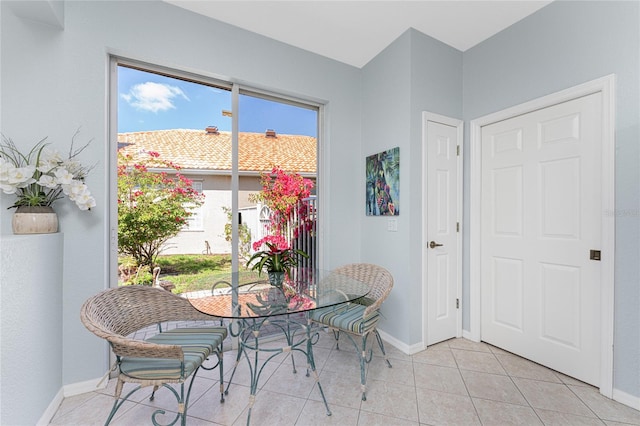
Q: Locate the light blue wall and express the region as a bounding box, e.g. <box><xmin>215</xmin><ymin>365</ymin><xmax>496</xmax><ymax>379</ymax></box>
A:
<box><xmin>1</xmin><ymin>0</ymin><xmax>638</xmax><ymax>413</ymax></box>
<box><xmin>361</xmin><ymin>0</ymin><xmax>639</xmax><ymax>399</ymax></box>
<box><xmin>1</xmin><ymin>234</ymin><xmax>63</xmax><ymax>425</ymax></box>
<box><xmin>361</xmin><ymin>29</ymin><xmax>462</xmax><ymax>344</ymax></box>
<box><xmin>462</xmin><ymin>1</ymin><xmax>640</xmax><ymax>397</ymax></box>
<box><xmin>409</xmin><ymin>30</ymin><xmax>463</xmax><ymax>344</ymax></box>
<box><xmin>361</xmin><ymin>31</ymin><xmax>412</xmax><ymax>343</ymax></box>
<box><xmin>0</xmin><ymin>0</ymin><xmax>362</xmax><ymax>387</ymax></box>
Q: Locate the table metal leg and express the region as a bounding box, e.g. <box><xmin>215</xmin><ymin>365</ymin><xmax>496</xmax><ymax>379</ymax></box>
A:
<box><xmin>225</xmin><ymin>315</ymin><xmax>332</xmax><ymax>424</ymax></box>
<box><xmin>305</xmin><ymin>317</ymin><xmax>331</xmax><ymax>416</ymax></box>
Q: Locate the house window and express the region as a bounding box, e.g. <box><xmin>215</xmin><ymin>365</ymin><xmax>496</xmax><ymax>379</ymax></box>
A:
<box><xmin>184</xmin><ymin>180</ymin><xmax>203</xmax><ymax>231</ymax></box>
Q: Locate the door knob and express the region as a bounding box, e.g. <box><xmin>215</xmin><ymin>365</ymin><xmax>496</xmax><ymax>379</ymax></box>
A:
<box><xmin>429</xmin><ymin>241</ymin><xmax>443</xmax><ymax>249</ymax></box>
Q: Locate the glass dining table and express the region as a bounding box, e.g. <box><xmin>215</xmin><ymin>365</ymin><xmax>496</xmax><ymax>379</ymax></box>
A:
<box><xmin>182</xmin><ymin>268</ymin><xmax>370</xmax><ymax>425</ymax></box>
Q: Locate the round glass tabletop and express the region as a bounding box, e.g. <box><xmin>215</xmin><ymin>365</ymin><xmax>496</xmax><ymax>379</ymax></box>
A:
<box><xmin>183</xmin><ymin>268</ymin><xmax>370</xmax><ymax>319</ymax></box>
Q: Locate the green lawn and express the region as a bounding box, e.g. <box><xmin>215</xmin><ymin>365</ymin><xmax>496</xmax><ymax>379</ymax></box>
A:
<box><xmin>119</xmin><ymin>254</ymin><xmax>263</xmax><ymax>294</ymax></box>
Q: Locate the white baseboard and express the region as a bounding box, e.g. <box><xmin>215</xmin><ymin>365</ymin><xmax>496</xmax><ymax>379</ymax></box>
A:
<box><xmin>458</xmin><ymin>331</ymin><xmax>639</xmax><ymax>411</ymax></box>
<box><xmin>612</xmin><ymin>388</ymin><xmax>640</xmax><ymax>411</ymax></box>
<box><xmin>65</xmin><ymin>377</ymin><xmax>108</xmax><ymax>397</ymax></box>
<box><xmin>377</xmin><ymin>329</ymin><xmax>425</xmax><ymax>355</ymax></box>
<box><xmin>36</xmin><ymin>388</ymin><xmax>64</xmax><ymax>426</ymax></box>
<box><xmin>36</xmin><ymin>377</ymin><xmax>107</xmax><ymax>426</ymax></box>
<box><xmin>462</xmin><ymin>329</ymin><xmax>479</xmax><ymax>342</ymax></box>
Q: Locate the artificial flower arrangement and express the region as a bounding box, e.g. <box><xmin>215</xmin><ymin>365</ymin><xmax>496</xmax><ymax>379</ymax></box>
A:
<box><xmin>246</xmin><ymin>234</ymin><xmax>309</xmax><ymax>278</ymax></box>
<box><xmin>246</xmin><ymin>235</ymin><xmax>315</xmax><ymax>315</ymax></box>
<box><xmin>0</xmin><ymin>132</ymin><xmax>96</xmax><ymax>211</ymax></box>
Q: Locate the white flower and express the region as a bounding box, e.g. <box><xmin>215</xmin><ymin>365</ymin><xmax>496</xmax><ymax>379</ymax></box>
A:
<box><xmin>37</xmin><ymin>174</ymin><xmax>59</xmax><ymax>189</ymax></box>
<box><xmin>0</xmin><ymin>182</ymin><xmax>18</xmax><ymax>194</ymax></box>
<box><xmin>54</xmin><ymin>167</ymin><xmax>74</xmax><ymax>185</ymax></box>
<box><xmin>37</xmin><ymin>163</ymin><xmax>57</xmax><ymax>174</ymax></box>
<box><xmin>62</xmin><ymin>180</ymin><xmax>88</xmax><ymax>201</ymax></box>
<box><xmin>68</xmin><ymin>182</ymin><xmax>96</xmax><ymax>210</ymax></box>
<box><xmin>75</xmin><ymin>193</ymin><xmax>96</xmax><ymax>211</ymax></box>
<box><xmin>40</xmin><ymin>147</ymin><xmax>63</xmax><ymax>163</ymax></box>
<box><xmin>37</xmin><ymin>147</ymin><xmax>63</xmax><ymax>173</ymax></box>
<box><xmin>63</xmin><ymin>158</ymin><xmax>83</xmax><ymax>176</ymax></box>
<box><xmin>0</xmin><ymin>158</ymin><xmax>11</xmax><ymax>182</ymax></box>
<box><xmin>8</xmin><ymin>165</ymin><xmax>36</xmax><ymax>186</ymax></box>
<box><xmin>1</xmin><ymin>134</ymin><xmax>95</xmax><ymax>211</ymax></box>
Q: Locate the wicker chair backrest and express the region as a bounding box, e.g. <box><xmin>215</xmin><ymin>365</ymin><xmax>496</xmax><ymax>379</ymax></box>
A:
<box><xmin>80</xmin><ymin>285</ymin><xmax>214</xmax><ymax>340</ymax></box>
<box><xmin>333</xmin><ymin>263</ymin><xmax>393</xmax><ymax>318</ymax></box>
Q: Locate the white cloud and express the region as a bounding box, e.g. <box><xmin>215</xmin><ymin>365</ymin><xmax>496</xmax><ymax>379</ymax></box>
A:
<box><xmin>121</xmin><ymin>82</ymin><xmax>189</xmax><ymax>113</ymax></box>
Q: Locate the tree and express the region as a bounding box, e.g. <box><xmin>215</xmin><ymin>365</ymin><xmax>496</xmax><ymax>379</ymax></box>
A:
<box><xmin>117</xmin><ymin>151</ymin><xmax>204</xmax><ymax>271</ymax></box>
<box><xmin>222</xmin><ymin>206</ymin><xmax>252</xmax><ymax>260</ymax></box>
<box><xmin>249</xmin><ymin>167</ymin><xmax>314</xmax><ymax>236</ymax></box>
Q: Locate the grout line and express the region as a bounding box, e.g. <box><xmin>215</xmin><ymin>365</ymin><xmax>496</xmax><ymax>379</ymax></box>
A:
<box><xmin>50</xmin><ymin>336</ymin><xmax>638</xmax><ymax>426</ymax></box>
<box><xmin>565</xmin><ymin>383</ymin><xmax>604</xmax><ymax>422</ymax></box>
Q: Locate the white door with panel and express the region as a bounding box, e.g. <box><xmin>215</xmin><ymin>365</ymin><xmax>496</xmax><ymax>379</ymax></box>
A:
<box><xmin>425</xmin><ymin>117</ymin><xmax>461</xmax><ymax>346</ymax></box>
<box><xmin>480</xmin><ymin>93</ymin><xmax>602</xmax><ymax>386</ymax></box>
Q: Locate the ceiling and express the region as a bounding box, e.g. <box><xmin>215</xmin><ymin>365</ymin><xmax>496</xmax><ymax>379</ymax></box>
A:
<box><xmin>165</xmin><ymin>0</ymin><xmax>552</xmax><ymax>68</ymax></box>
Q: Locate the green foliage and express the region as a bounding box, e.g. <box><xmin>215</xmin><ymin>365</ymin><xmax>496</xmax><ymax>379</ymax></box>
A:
<box><xmin>117</xmin><ymin>258</ymin><xmax>153</xmax><ymax>285</ymax></box>
<box><xmin>155</xmin><ymin>253</ymin><xmax>231</xmax><ymax>274</ymax></box>
<box><xmin>117</xmin><ymin>151</ymin><xmax>204</xmax><ymax>270</ymax></box>
<box><xmin>246</xmin><ymin>235</ymin><xmax>309</xmax><ymax>277</ymax></box>
<box><xmin>118</xmin><ymin>254</ymin><xmax>260</xmax><ymax>294</ymax></box>
<box><xmin>128</xmin><ymin>267</ymin><xmax>153</xmax><ymax>286</ymax></box>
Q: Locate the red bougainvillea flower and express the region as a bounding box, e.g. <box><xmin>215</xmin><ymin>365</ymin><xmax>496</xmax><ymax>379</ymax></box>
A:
<box><xmin>252</xmin><ymin>234</ymin><xmax>290</xmax><ymax>252</ymax></box>
<box><xmin>249</xmin><ymin>167</ymin><xmax>314</xmax><ymax>235</ymax></box>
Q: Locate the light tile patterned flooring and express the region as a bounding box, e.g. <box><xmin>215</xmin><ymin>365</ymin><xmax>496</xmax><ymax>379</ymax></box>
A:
<box><xmin>50</xmin><ymin>331</ymin><xmax>640</xmax><ymax>425</ymax></box>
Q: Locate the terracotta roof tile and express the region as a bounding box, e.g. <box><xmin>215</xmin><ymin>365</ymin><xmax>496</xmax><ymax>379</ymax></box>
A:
<box><xmin>118</xmin><ymin>129</ymin><xmax>316</xmax><ymax>173</ymax></box>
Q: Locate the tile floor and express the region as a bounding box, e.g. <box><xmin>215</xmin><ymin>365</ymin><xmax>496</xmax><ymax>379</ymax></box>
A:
<box><xmin>50</xmin><ymin>331</ymin><xmax>640</xmax><ymax>425</ymax></box>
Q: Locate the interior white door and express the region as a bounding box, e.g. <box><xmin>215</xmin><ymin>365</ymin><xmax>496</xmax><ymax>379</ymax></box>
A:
<box><xmin>480</xmin><ymin>92</ymin><xmax>602</xmax><ymax>386</ymax></box>
<box><xmin>426</xmin><ymin>119</ymin><xmax>460</xmax><ymax>346</ymax></box>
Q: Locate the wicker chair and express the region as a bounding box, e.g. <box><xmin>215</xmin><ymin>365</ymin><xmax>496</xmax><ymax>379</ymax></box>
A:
<box><xmin>80</xmin><ymin>285</ymin><xmax>227</xmax><ymax>426</ymax></box>
<box><xmin>310</xmin><ymin>263</ymin><xmax>393</xmax><ymax>401</ymax></box>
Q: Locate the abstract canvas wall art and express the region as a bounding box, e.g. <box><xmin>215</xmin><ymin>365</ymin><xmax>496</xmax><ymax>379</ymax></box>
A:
<box><xmin>366</xmin><ymin>147</ymin><xmax>399</xmax><ymax>216</ymax></box>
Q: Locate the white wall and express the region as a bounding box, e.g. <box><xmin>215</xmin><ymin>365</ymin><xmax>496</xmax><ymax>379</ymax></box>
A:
<box><xmin>163</xmin><ymin>187</ymin><xmax>232</xmax><ymax>256</ymax></box>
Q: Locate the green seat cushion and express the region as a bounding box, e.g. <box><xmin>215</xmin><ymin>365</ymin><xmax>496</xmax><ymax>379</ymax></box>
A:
<box><xmin>352</xmin><ymin>296</ymin><xmax>376</xmax><ymax>307</ymax></box>
<box><xmin>310</xmin><ymin>303</ymin><xmax>379</xmax><ymax>335</ymax></box>
<box><xmin>119</xmin><ymin>326</ymin><xmax>227</xmax><ymax>381</ymax></box>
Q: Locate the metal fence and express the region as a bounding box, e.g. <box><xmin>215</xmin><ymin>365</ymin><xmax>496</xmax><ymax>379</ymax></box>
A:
<box><xmin>256</xmin><ymin>196</ymin><xmax>317</xmax><ymax>270</ymax></box>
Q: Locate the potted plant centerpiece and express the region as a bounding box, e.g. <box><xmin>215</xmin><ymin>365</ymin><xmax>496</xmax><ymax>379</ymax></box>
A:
<box><xmin>0</xmin><ymin>132</ymin><xmax>95</xmax><ymax>234</ymax></box>
<box><xmin>246</xmin><ymin>235</ymin><xmax>308</xmax><ymax>289</ymax></box>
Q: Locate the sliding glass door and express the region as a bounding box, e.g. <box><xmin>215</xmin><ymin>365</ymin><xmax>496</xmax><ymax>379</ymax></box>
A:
<box><xmin>111</xmin><ymin>58</ymin><xmax>319</xmax><ymax>288</ymax></box>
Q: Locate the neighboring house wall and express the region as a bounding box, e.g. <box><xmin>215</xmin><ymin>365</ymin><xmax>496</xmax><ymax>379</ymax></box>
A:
<box><xmin>118</xmin><ymin>128</ymin><xmax>317</xmax><ymax>255</ymax></box>
<box><xmin>163</xmin><ymin>174</ymin><xmax>262</xmax><ymax>255</ymax></box>
<box><xmin>161</xmin><ymin>173</ymin><xmax>316</xmax><ymax>256</ymax></box>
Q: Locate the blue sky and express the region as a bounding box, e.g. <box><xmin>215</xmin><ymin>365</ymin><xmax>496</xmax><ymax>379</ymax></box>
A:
<box><xmin>118</xmin><ymin>66</ymin><xmax>317</xmax><ymax>137</ymax></box>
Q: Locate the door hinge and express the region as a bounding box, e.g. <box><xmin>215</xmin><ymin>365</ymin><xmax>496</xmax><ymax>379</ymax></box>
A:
<box><xmin>456</xmin><ymin>298</ymin><xmax>460</xmax><ymax>309</ymax></box>
<box><xmin>456</xmin><ymin>145</ymin><xmax>460</xmax><ymax>156</ymax></box>
<box><xmin>456</xmin><ymin>222</ymin><xmax>460</xmax><ymax>232</ymax></box>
